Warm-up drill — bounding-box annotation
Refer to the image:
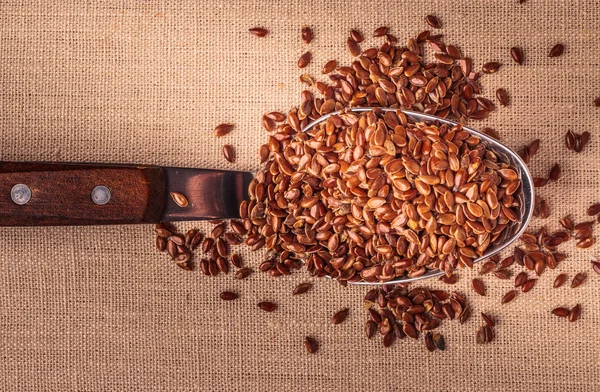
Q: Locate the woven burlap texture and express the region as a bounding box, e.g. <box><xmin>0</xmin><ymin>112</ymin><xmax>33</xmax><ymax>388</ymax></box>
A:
<box><xmin>1</xmin><ymin>1</ymin><xmax>599</xmax><ymax>391</ymax></box>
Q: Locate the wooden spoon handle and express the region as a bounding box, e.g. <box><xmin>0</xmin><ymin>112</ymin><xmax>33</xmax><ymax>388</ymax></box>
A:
<box><xmin>0</xmin><ymin>162</ymin><xmax>165</xmax><ymax>226</ymax></box>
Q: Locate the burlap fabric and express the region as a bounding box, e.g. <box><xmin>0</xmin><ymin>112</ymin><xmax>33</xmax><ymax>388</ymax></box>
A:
<box><xmin>1</xmin><ymin>1</ymin><xmax>599</xmax><ymax>391</ymax></box>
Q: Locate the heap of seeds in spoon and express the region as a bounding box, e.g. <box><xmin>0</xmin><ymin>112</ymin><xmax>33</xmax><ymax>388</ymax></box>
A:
<box><xmin>242</xmin><ymin>107</ymin><xmax>521</xmax><ymax>283</ymax></box>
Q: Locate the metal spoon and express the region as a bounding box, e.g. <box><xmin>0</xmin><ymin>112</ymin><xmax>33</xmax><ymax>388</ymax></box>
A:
<box><xmin>0</xmin><ymin>108</ymin><xmax>533</xmax><ymax>285</ymax></box>
<box><xmin>302</xmin><ymin>108</ymin><xmax>535</xmax><ymax>285</ymax></box>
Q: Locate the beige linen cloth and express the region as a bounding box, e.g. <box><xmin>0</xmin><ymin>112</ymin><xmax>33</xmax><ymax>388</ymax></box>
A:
<box><xmin>1</xmin><ymin>1</ymin><xmax>599</xmax><ymax>391</ymax></box>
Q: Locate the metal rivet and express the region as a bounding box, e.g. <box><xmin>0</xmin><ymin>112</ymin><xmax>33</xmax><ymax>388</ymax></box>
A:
<box><xmin>91</xmin><ymin>185</ymin><xmax>111</xmax><ymax>205</ymax></box>
<box><xmin>11</xmin><ymin>184</ymin><xmax>32</xmax><ymax>205</ymax></box>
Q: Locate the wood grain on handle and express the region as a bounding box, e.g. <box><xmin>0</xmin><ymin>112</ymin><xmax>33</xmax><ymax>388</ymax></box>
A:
<box><xmin>0</xmin><ymin>162</ymin><xmax>166</xmax><ymax>226</ymax></box>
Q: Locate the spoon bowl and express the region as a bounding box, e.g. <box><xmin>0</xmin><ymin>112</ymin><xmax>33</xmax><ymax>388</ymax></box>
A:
<box><xmin>301</xmin><ymin>108</ymin><xmax>535</xmax><ymax>285</ymax></box>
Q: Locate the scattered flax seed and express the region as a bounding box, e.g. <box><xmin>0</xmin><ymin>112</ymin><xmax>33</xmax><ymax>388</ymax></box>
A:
<box><xmin>479</xmin><ymin>261</ymin><xmax>496</xmax><ymax>275</ymax></box>
<box><xmin>235</xmin><ymin>267</ymin><xmax>252</xmax><ymax>280</ymax></box>
<box><xmin>297</xmin><ymin>52</ymin><xmax>312</xmax><ymax>68</ymax></box>
<box><xmin>293</xmin><ymin>282</ymin><xmax>312</xmax><ymax>295</ymax></box>
<box><xmin>220</xmin><ymin>291</ymin><xmax>238</xmax><ymax>301</ymax></box>
<box><xmin>346</xmin><ymin>38</ymin><xmax>361</xmax><ymax>57</ymax></box>
<box><xmin>510</xmin><ymin>47</ymin><xmax>524</xmax><ymax>64</ymax></box>
<box><xmin>425</xmin><ymin>15</ymin><xmax>441</xmax><ymax>28</ymax></box>
<box><xmin>222</xmin><ymin>145</ymin><xmax>235</xmax><ymax>163</ymax></box>
<box><xmin>568</xmin><ymin>304</ymin><xmax>581</xmax><ymax>322</ymax></box>
<box><xmin>373</xmin><ymin>26</ymin><xmax>389</xmax><ymax>37</ymax></box>
<box><xmin>554</xmin><ymin>273</ymin><xmax>567</xmax><ymax>288</ymax></box>
<box><xmin>476</xmin><ymin>324</ymin><xmax>494</xmax><ymax>344</ymax></box>
<box><xmin>433</xmin><ymin>333</ymin><xmax>446</xmax><ymax>350</ymax></box>
<box><xmin>521</xmin><ymin>279</ymin><xmax>537</xmax><ymax>293</ymax></box>
<box><xmin>482</xmin><ymin>62</ymin><xmax>501</xmax><ymax>73</ymax></box>
<box><xmin>258</xmin><ymin>301</ymin><xmax>278</xmax><ymax>312</ymax></box>
<box><xmin>571</xmin><ymin>273</ymin><xmax>587</xmax><ymax>288</ymax></box>
<box><xmin>299</xmin><ymin>74</ymin><xmax>314</xmax><ymax>86</ymax></box>
<box><xmin>350</xmin><ymin>29</ymin><xmax>364</xmax><ymax>43</ymax></box>
<box><xmin>482</xmin><ymin>127</ymin><xmax>500</xmax><ymax>139</ymax></box>
<box><xmin>552</xmin><ymin>307</ymin><xmax>569</xmax><ymax>317</ymax></box>
<box><xmin>440</xmin><ymin>274</ymin><xmax>458</xmax><ymax>284</ymax></box>
<box><xmin>592</xmin><ymin>260</ymin><xmax>600</xmax><ymax>275</ymax></box>
<box><xmin>304</xmin><ymin>337</ymin><xmax>318</xmax><ymax>353</ymax></box>
<box><xmin>502</xmin><ymin>290</ymin><xmax>517</xmax><ymax>304</ymax></box>
<box><xmin>493</xmin><ymin>269</ymin><xmax>511</xmax><ymax>279</ymax></box>
<box><xmin>548</xmin><ymin>43</ymin><xmax>565</xmax><ymax>57</ymax></box>
<box><xmin>496</xmin><ymin>88</ymin><xmax>510</xmax><ymax>106</ymax></box>
<box><xmin>301</xmin><ymin>26</ymin><xmax>313</xmax><ymax>44</ymax></box>
<box><xmin>565</xmin><ymin>131</ymin><xmax>576</xmax><ymax>150</ymax></box>
<box><xmin>331</xmin><ymin>308</ymin><xmax>350</xmax><ymax>324</ymax></box>
<box><xmin>322</xmin><ymin>60</ymin><xmax>337</xmax><ymax>74</ymax></box>
<box><xmin>214</xmin><ymin>123</ymin><xmax>233</xmax><ymax>137</ymax></box>
<box><xmin>424</xmin><ymin>332</ymin><xmax>436</xmax><ymax>351</ymax></box>
<box><xmin>587</xmin><ymin>204</ymin><xmax>600</xmax><ymax>216</ymax></box>
<box><xmin>471</xmin><ymin>278</ymin><xmax>486</xmax><ymax>296</ymax></box>
<box><xmin>365</xmin><ymin>320</ymin><xmax>377</xmax><ymax>338</ymax></box>
<box><xmin>548</xmin><ymin>164</ymin><xmax>561</xmax><ymax>182</ymax></box>
<box><xmin>481</xmin><ymin>313</ymin><xmax>495</xmax><ymax>327</ymax></box>
<box><xmin>515</xmin><ymin>271</ymin><xmax>528</xmax><ymax>287</ymax></box>
<box><xmin>249</xmin><ymin>27</ymin><xmax>268</xmax><ymax>37</ymax></box>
